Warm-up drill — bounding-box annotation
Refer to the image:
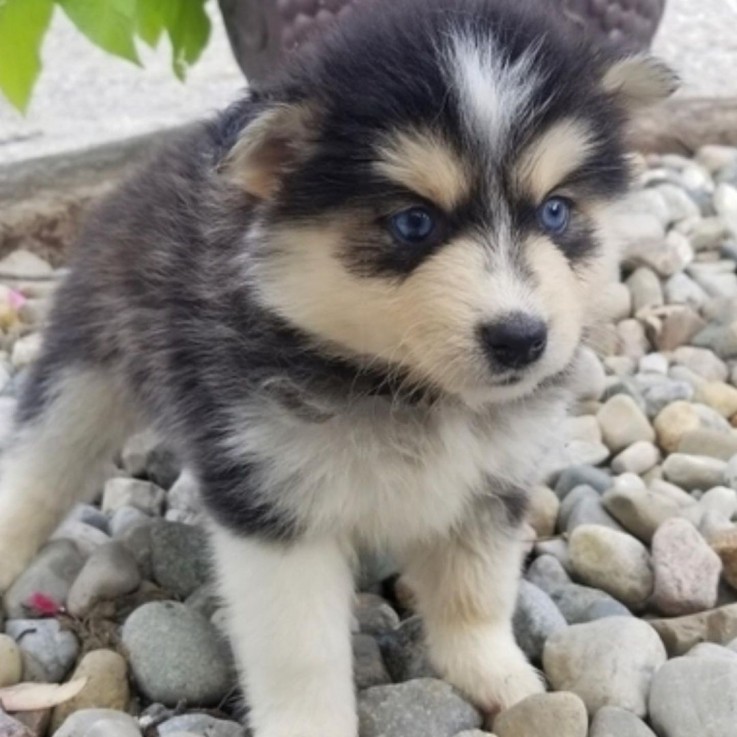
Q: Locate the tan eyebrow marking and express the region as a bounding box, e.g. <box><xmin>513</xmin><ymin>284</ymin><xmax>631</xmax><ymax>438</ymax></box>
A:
<box><xmin>375</xmin><ymin>128</ymin><xmax>471</xmax><ymax>211</ymax></box>
<box><xmin>514</xmin><ymin>118</ymin><xmax>595</xmax><ymax>201</ymax></box>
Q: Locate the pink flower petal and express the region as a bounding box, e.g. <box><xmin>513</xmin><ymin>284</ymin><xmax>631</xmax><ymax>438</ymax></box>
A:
<box><xmin>26</xmin><ymin>592</ymin><xmax>61</xmax><ymax>616</ymax></box>
<box><xmin>8</xmin><ymin>289</ymin><xmax>27</xmax><ymax>310</ymax></box>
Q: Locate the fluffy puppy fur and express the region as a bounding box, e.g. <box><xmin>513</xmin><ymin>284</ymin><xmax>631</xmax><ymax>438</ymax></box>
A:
<box><xmin>0</xmin><ymin>0</ymin><xmax>675</xmax><ymax>734</ymax></box>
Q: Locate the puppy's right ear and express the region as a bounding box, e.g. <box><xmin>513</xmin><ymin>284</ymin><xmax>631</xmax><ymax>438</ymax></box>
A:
<box><xmin>601</xmin><ymin>54</ymin><xmax>679</xmax><ymax>110</ymax></box>
<box><xmin>223</xmin><ymin>103</ymin><xmax>316</xmax><ymax>200</ymax></box>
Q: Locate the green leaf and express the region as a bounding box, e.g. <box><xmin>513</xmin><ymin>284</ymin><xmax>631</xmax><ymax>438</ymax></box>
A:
<box><xmin>0</xmin><ymin>0</ymin><xmax>54</xmax><ymax>112</ymax></box>
<box><xmin>59</xmin><ymin>0</ymin><xmax>141</xmax><ymax>64</ymax></box>
<box><xmin>166</xmin><ymin>0</ymin><xmax>210</xmax><ymax>80</ymax></box>
<box><xmin>133</xmin><ymin>0</ymin><xmax>211</xmax><ymax>80</ymax></box>
<box><xmin>135</xmin><ymin>0</ymin><xmax>165</xmax><ymax>48</ymax></box>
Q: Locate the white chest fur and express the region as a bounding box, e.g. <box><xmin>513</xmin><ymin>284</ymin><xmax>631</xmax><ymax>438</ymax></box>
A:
<box><xmin>228</xmin><ymin>390</ymin><xmax>567</xmax><ymax>549</ymax></box>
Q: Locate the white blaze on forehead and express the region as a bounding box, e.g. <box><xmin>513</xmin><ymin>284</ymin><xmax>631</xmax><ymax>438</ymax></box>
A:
<box><xmin>485</xmin><ymin>243</ymin><xmax>541</xmax><ymax>318</ymax></box>
<box><xmin>449</xmin><ymin>33</ymin><xmax>541</xmax><ymax>152</ymax></box>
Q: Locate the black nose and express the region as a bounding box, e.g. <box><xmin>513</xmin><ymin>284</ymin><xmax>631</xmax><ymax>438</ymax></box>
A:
<box><xmin>480</xmin><ymin>313</ymin><xmax>548</xmax><ymax>370</ymax></box>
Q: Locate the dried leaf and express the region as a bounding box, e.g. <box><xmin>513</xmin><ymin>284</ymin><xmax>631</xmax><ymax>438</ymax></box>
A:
<box><xmin>0</xmin><ymin>678</ymin><xmax>87</xmax><ymax>712</ymax></box>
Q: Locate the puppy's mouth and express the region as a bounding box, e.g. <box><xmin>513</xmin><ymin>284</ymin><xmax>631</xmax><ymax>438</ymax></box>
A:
<box><xmin>489</xmin><ymin>373</ymin><xmax>524</xmax><ymax>387</ymax></box>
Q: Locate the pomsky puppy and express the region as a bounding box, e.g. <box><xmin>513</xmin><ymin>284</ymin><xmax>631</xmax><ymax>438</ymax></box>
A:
<box><xmin>0</xmin><ymin>0</ymin><xmax>675</xmax><ymax>734</ymax></box>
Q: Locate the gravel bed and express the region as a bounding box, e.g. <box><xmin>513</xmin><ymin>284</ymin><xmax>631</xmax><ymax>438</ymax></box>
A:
<box><xmin>5</xmin><ymin>144</ymin><xmax>737</xmax><ymax>736</ymax></box>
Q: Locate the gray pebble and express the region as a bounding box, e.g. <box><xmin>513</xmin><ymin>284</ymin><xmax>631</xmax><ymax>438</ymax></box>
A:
<box><xmin>568</xmin><ymin>525</ymin><xmax>653</xmax><ymax>610</ymax></box>
<box><xmin>494</xmin><ymin>692</ymin><xmax>587</xmax><ymax>737</ymax></box>
<box><xmin>597</xmin><ymin>396</ymin><xmax>654</xmax><ymax>456</ymax></box>
<box><xmin>560</xmin><ymin>486</ymin><xmax>599</xmax><ymax>524</ymax></box>
<box><xmin>724</xmin><ymin>454</ymin><xmax>737</xmax><ymax>489</ymax></box>
<box><xmin>66</xmin><ymin>541</ymin><xmax>141</xmax><ymax>616</ymax></box>
<box><xmin>376</xmin><ymin>616</ymin><xmax>437</xmax><ymax>682</ymax></box>
<box><xmin>533</xmin><ymin>539</ymin><xmax>572</xmax><ymax>572</ymax></box>
<box><xmin>559</xmin><ymin>439</ymin><xmax>610</xmax><ymax>469</ymax></box>
<box><xmin>678</xmin><ymin>428</ymin><xmax>737</xmax><ymax>460</ymax></box>
<box><xmin>549</xmin><ymin>583</ymin><xmax>632</xmax><ymax>624</ymax></box>
<box><xmin>122</xmin><ymin>601</ymin><xmax>233</xmax><ymax>706</ymax></box>
<box><xmin>649</xmin><ymin>657</ymin><xmax>737</xmax><ymax>737</ymax></box>
<box><xmin>672</xmin><ymin>347</ymin><xmax>728</xmax><ymax>382</ymax></box>
<box><xmin>627</xmin><ymin>267</ymin><xmax>664</xmax><ymax>313</ymax></box>
<box><xmin>553</xmin><ymin>466</ymin><xmax>612</xmax><ymax>499</ymax></box>
<box><xmin>656</xmin><ymin>183</ymin><xmax>701</xmax><ymax>224</ymax></box>
<box><xmin>117</xmin><ymin>520</ymin><xmax>154</xmax><ymax>581</ymax></box>
<box><xmin>110</xmin><ymin>505</ymin><xmax>152</xmax><ymax>538</ymax></box>
<box><xmin>66</xmin><ymin>504</ymin><xmax>110</xmax><ymax>533</ymax></box>
<box><xmin>694</xmin><ymin>402</ymin><xmax>733</xmax><ymax>433</ymax></box>
<box><xmin>570</xmin><ymin>347</ymin><xmax>606</xmax><ymax>400</ymax></box>
<box><xmin>512</xmin><ymin>581</ymin><xmax>567</xmax><ymax>663</ymax></box>
<box><xmin>692</xmin><ymin>322</ymin><xmax>737</xmax><ymax>359</ymax></box>
<box><xmin>122</xmin><ymin>429</ymin><xmax>181</xmax><ymax>490</ymax></box>
<box><xmin>589</xmin><ymin>706</ymin><xmax>656</xmax><ymax>737</ymax></box>
<box><xmin>157</xmin><ymin>714</ymin><xmax>245</xmax><ymax>736</ymax></box>
<box><xmin>686</xmin><ymin>642</ymin><xmax>737</xmax><ymax>661</ymax></box>
<box><xmin>102</xmin><ymin>477</ymin><xmax>166</xmax><ymax>515</ymax></box>
<box><xmin>610</xmin><ymin>441</ymin><xmax>660</xmax><ymax>475</ymax></box>
<box><xmin>703</xmin><ymin>297</ymin><xmax>737</xmax><ymax>325</ymax></box>
<box><xmin>167</xmin><ymin>468</ymin><xmax>202</xmax><ymax>515</ymax></box>
<box><xmin>664</xmin><ymin>272</ymin><xmax>709</xmax><ymax>308</ymax></box>
<box><xmin>638</xmin><ymin>352</ymin><xmax>669</xmax><ymax>374</ymax></box>
<box><xmin>558</xmin><ymin>486</ymin><xmax>623</xmax><ymax>535</ymax></box>
<box><xmin>150</xmin><ymin>521</ymin><xmax>210</xmax><ymax>598</ymax></box>
<box><xmin>0</xmin><ymin>711</ymin><xmax>34</xmax><ymax>737</ymax></box>
<box><xmin>53</xmin><ymin>709</ymin><xmax>142</xmax><ymax>737</ymax></box>
<box><xmin>355</xmin><ymin>593</ymin><xmax>400</xmax><ymax>635</ymax></box>
<box><xmin>50</xmin><ymin>519</ymin><xmax>110</xmax><ymax>556</ymax></box>
<box><xmin>688</xmin><ymin>217</ymin><xmax>728</xmax><ymax>251</ymax></box>
<box><xmin>652</xmin><ymin>518</ymin><xmax>722</xmax><ymax>616</ymax></box>
<box><xmin>601</xmin><ymin>484</ymin><xmax>681</xmax><ymax>543</ymax></box>
<box><xmin>185</xmin><ymin>583</ymin><xmax>221</xmax><ymax>620</ymax></box>
<box><xmin>663</xmin><ymin>453</ymin><xmax>727</xmax><ymax>490</ymax></box>
<box><xmin>358</xmin><ymin>679</ymin><xmax>482</xmax><ymax>737</ymax></box>
<box><xmin>691</xmin><ymin>271</ymin><xmax>737</xmax><ymax>300</ymax></box>
<box><xmin>700</xmin><ymin>486</ymin><xmax>737</xmax><ymax>517</ymax></box>
<box><xmin>4</xmin><ymin>540</ymin><xmax>84</xmax><ymax>618</ymax></box>
<box><xmin>525</xmin><ymin>555</ymin><xmax>571</xmax><ymax>594</ymax></box>
<box><xmin>5</xmin><ymin>618</ymin><xmax>79</xmax><ymax>682</ymax></box>
<box><xmin>543</xmin><ymin>617</ymin><xmax>666</xmax><ymax>716</ymax></box>
<box><xmin>354</xmin><ymin>633</ymin><xmax>392</xmax><ymax>690</ymax></box>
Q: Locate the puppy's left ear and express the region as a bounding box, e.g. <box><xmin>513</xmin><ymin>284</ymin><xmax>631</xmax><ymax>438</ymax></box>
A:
<box><xmin>601</xmin><ymin>54</ymin><xmax>679</xmax><ymax>109</ymax></box>
<box><xmin>223</xmin><ymin>102</ymin><xmax>316</xmax><ymax>200</ymax></box>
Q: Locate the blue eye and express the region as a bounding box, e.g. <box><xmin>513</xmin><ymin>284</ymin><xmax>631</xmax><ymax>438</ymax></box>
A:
<box><xmin>388</xmin><ymin>207</ymin><xmax>437</xmax><ymax>245</ymax></box>
<box><xmin>537</xmin><ymin>196</ymin><xmax>571</xmax><ymax>235</ymax></box>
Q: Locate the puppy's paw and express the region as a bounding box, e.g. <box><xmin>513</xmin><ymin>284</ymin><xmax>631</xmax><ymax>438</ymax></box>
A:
<box><xmin>478</xmin><ymin>651</ymin><xmax>544</xmax><ymax>720</ymax></box>
<box><xmin>438</xmin><ymin>633</ymin><xmax>544</xmax><ymax>720</ymax></box>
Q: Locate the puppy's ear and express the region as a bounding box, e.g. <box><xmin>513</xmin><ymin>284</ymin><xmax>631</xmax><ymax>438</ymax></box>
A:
<box><xmin>601</xmin><ymin>54</ymin><xmax>679</xmax><ymax>109</ymax></box>
<box><xmin>223</xmin><ymin>103</ymin><xmax>316</xmax><ymax>199</ymax></box>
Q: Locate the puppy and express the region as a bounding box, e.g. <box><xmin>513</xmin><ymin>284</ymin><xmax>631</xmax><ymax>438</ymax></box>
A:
<box><xmin>0</xmin><ymin>0</ymin><xmax>674</xmax><ymax>734</ymax></box>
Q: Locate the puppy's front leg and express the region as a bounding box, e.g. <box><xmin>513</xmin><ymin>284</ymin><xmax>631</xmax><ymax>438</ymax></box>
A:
<box><xmin>211</xmin><ymin>526</ymin><xmax>357</xmax><ymax>737</ymax></box>
<box><xmin>401</xmin><ymin>500</ymin><xmax>542</xmax><ymax>718</ymax></box>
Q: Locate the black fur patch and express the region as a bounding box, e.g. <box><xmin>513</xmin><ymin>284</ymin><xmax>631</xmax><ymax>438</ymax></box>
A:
<box><xmin>493</xmin><ymin>481</ymin><xmax>532</xmax><ymax>527</ymax></box>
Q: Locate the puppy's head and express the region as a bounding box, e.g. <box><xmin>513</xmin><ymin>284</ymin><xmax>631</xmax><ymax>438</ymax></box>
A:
<box><xmin>223</xmin><ymin>0</ymin><xmax>676</xmax><ymax>405</ymax></box>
